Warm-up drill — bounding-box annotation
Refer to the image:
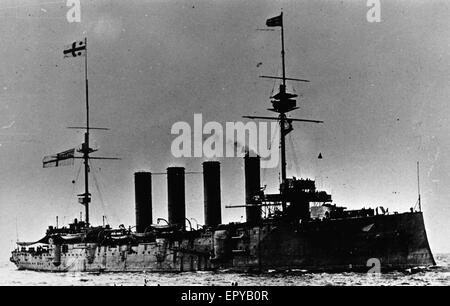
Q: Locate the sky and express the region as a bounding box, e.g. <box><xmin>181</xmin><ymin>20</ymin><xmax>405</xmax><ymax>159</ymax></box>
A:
<box><xmin>0</xmin><ymin>0</ymin><xmax>450</xmax><ymax>260</ymax></box>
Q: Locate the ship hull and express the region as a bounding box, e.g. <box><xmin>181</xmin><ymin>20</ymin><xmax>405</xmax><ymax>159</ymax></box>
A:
<box><xmin>253</xmin><ymin>212</ymin><xmax>435</xmax><ymax>272</ymax></box>
<box><xmin>10</xmin><ymin>212</ymin><xmax>434</xmax><ymax>273</ymax></box>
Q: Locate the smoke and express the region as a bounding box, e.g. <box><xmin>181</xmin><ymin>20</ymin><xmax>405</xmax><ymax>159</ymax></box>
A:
<box><xmin>228</xmin><ymin>139</ymin><xmax>258</xmax><ymax>158</ymax></box>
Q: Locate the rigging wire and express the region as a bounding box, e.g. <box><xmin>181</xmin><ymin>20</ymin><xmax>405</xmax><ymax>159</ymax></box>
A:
<box><xmin>89</xmin><ymin>159</ymin><xmax>120</xmax><ymax>226</ymax></box>
<box><xmin>413</xmin><ymin>198</ymin><xmax>420</xmax><ymax>211</ymax></box>
<box><xmin>89</xmin><ymin>160</ymin><xmax>108</xmax><ymax>218</ymax></box>
<box><xmin>65</xmin><ymin>160</ymin><xmax>83</xmax><ymax>225</ymax></box>
<box><xmin>261</xmin><ymin>122</ymin><xmax>280</xmax><ymax>184</ymax></box>
<box><xmin>71</xmin><ymin>160</ymin><xmax>83</xmax><ymax>193</ymax></box>
<box><xmin>266</xmin><ymin>123</ymin><xmax>281</xmax><ymax>217</ymax></box>
<box><xmin>288</xmin><ymin>132</ymin><xmax>301</xmax><ymax>178</ymax></box>
<box><xmin>269</xmin><ymin>65</ymin><xmax>282</xmax><ymax>98</ymax></box>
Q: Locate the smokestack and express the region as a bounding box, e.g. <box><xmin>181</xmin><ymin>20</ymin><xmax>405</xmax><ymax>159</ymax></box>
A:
<box><xmin>167</xmin><ymin>167</ymin><xmax>186</xmax><ymax>228</ymax></box>
<box><xmin>244</xmin><ymin>153</ymin><xmax>262</xmax><ymax>224</ymax></box>
<box><xmin>203</xmin><ymin>161</ymin><xmax>222</xmax><ymax>227</ymax></box>
<box><xmin>134</xmin><ymin>172</ymin><xmax>152</xmax><ymax>233</ymax></box>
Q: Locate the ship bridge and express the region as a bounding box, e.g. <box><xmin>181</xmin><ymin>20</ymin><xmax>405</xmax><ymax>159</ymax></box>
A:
<box><xmin>260</xmin><ymin>177</ymin><xmax>332</xmax><ymax>222</ymax></box>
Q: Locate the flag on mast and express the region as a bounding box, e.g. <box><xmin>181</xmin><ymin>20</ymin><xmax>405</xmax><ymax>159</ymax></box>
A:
<box><xmin>266</xmin><ymin>14</ymin><xmax>282</xmax><ymax>27</ymax></box>
<box><xmin>43</xmin><ymin>148</ymin><xmax>75</xmax><ymax>168</ymax></box>
<box><xmin>63</xmin><ymin>40</ymin><xmax>86</xmax><ymax>58</ymax></box>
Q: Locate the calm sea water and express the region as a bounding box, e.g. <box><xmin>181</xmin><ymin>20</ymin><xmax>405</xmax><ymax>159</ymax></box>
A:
<box><xmin>1</xmin><ymin>254</ymin><xmax>450</xmax><ymax>286</ymax></box>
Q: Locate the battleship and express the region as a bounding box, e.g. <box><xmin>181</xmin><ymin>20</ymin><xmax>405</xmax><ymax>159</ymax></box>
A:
<box><xmin>10</xmin><ymin>13</ymin><xmax>435</xmax><ymax>273</ymax></box>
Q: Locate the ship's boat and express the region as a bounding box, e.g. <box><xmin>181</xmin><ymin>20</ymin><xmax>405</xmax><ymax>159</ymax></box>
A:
<box><xmin>10</xmin><ymin>13</ymin><xmax>435</xmax><ymax>273</ymax></box>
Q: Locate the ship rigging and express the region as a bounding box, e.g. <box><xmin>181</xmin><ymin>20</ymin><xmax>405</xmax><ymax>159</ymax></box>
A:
<box><xmin>243</xmin><ymin>12</ymin><xmax>323</xmax><ymax>213</ymax></box>
<box><xmin>44</xmin><ymin>38</ymin><xmax>120</xmax><ymax>226</ymax></box>
<box><xmin>11</xmin><ymin>13</ymin><xmax>435</xmax><ymax>273</ymax></box>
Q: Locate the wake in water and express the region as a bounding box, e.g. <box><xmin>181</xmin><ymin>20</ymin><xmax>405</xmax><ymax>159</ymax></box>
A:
<box><xmin>1</xmin><ymin>254</ymin><xmax>449</xmax><ymax>286</ymax></box>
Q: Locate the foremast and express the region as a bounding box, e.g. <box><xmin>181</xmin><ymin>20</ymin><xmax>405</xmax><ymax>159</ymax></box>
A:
<box><xmin>74</xmin><ymin>38</ymin><xmax>120</xmax><ymax>226</ymax></box>
<box><xmin>43</xmin><ymin>38</ymin><xmax>119</xmax><ymax>228</ymax></box>
<box><xmin>80</xmin><ymin>37</ymin><xmax>91</xmax><ymax>225</ymax></box>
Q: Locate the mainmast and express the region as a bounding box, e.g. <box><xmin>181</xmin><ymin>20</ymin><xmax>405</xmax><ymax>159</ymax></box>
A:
<box><xmin>244</xmin><ymin>12</ymin><xmax>322</xmax><ymax>212</ymax></box>
<box><xmin>279</xmin><ymin>11</ymin><xmax>287</xmax><ymax>192</ymax></box>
